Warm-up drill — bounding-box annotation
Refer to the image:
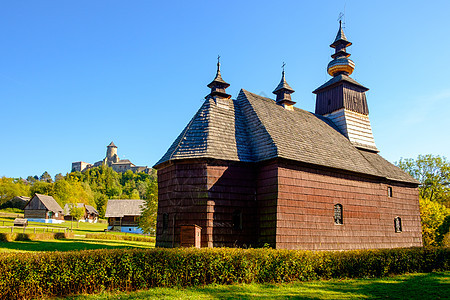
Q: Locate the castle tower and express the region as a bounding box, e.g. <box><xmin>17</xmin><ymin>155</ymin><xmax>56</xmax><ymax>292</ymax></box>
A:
<box><xmin>313</xmin><ymin>21</ymin><xmax>377</xmax><ymax>152</ymax></box>
<box><xmin>273</xmin><ymin>64</ymin><xmax>296</xmax><ymax>111</ymax></box>
<box><xmin>106</xmin><ymin>141</ymin><xmax>119</xmax><ymax>164</ymax></box>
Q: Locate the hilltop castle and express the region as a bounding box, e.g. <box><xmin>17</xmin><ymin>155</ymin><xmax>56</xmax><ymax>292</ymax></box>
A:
<box><xmin>72</xmin><ymin>142</ymin><xmax>152</xmax><ymax>174</ymax></box>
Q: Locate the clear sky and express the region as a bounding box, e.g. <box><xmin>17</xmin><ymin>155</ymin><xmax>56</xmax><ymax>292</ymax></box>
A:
<box><xmin>1</xmin><ymin>0</ymin><xmax>449</xmax><ymax>179</ymax></box>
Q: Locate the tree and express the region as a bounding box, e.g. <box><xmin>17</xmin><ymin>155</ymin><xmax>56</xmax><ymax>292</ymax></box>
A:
<box><xmin>70</xmin><ymin>205</ymin><xmax>85</xmax><ymax>228</ymax></box>
<box><xmin>139</xmin><ymin>179</ymin><xmax>158</xmax><ymax>234</ymax></box>
<box><xmin>54</xmin><ymin>173</ymin><xmax>64</xmax><ymax>182</ymax></box>
<box><xmin>397</xmin><ymin>154</ymin><xmax>450</xmax><ymax>207</ymax></box>
<box><xmin>40</xmin><ymin>171</ymin><xmax>53</xmax><ymax>183</ymax></box>
<box><xmin>0</xmin><ymin>177</ymin><xmax>30</xmax><ymax>205</ymax></box>
<box><xmin>397</xmin><ymin>154</ymin><xmax>450</xmax><ymax>246</ymax></box>
<box><xmin>30</xmin><ymin>181</ymin><xmax>54</xmax><ymax>197</ymax></box>
<box><xmin>26</xmin><ymin>176</ymin><xmax>37</xmax><ymax>183</ymax></box>
<box><xmin>419</xmin><ymin>198</ymin><xmax>450</xmax><ymax>247</ymax></box>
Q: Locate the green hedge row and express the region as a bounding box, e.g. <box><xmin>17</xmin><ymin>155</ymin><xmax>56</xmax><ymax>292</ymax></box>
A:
<box><xmin>0</xmin><ymin>232</ymin><xmax>74</xmax><ymax>242</ymax></box>
<box><xmin>0</xmin><ymin>247</ymin><xmax>448</xmax><ymax>299</ymax></box>
<box><xmin>85</xmin><ymin>233</ymin><xmax>155</xmax><ymax>243</ymax></box>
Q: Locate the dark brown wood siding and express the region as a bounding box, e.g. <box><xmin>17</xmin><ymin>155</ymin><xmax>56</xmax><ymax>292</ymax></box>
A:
<box><xmin>315</xmin><ymin>82</ymin><xmax>369</xmax><ymax>115</ymax></box>
<box><xmin>256</xmin><ymin>161</ymin><xmax>278</xmax><ymax>247</ymax></box>
<box><xmin>24</xmin><ymin>210</ymin><xmax>46</xmax><ymax>219</ymax></box>
<box><xmin>156</xmin><ymin>162</ymin><xmax>208</xmax><ymax>247</ymax></box>
<box><xmin>275</xmin><ymin>161</ymin><xmax>422</xmax><ymax>250</ymax></box>
<box><xmin>207</xmin><ymin>162</ymin><xmax>257</xmax><ymax>247</ymax></box>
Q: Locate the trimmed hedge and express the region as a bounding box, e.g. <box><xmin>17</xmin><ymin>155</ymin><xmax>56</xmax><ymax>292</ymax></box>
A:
<box><xmin>0</xmin><ymin>247</ymin><xmax>448</xmax><ymax>299</ymax></box>
<box><xmin>85</xmin><ymin>233</ymin><xmax>155</xmax><ymax>243</ymax></box>
<box><xmin>0</xmin><ymin>232</ymin><xmax>74</xmax><ymax>242</ymax></box>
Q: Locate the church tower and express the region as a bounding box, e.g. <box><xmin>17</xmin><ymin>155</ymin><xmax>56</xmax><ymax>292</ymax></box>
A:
<box><xmin>313</xmin><ymin>21</ymin><xmax>377</xmax><ymax>152</ymax></box>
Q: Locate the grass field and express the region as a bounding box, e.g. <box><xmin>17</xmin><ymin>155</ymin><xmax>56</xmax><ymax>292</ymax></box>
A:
<box><xmin>0</xmin><ymin>209</ymin><xmax>155</xmax><ymax>252</ymax></box>
<box><xmin>0</xmin><ymin>237</ymin><xmax>155</xmax><ymax>252</ymax></box>
<box><xmin>59</xmin><ymin>271</ymin><xmax>450</xmax><ymax>300</ymax></box>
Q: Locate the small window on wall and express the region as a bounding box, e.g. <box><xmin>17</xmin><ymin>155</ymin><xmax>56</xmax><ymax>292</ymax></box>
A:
<box><xmin>394</xmin><ymin>217</ymin><xmax>402</xmax><ymax>233</ymax></box>
<box><xmin>388</xmin><ymin>186</ymin><xmax>393</xmax><ymax>197</ymax></box>
<box><xmin>334</xmin><ymin>204</ymin><xmax>343</xmax><ymax>225</ymax></box>
<box><xmin>162</xmin><ymin>213</ymin><xmax>169</xmax><ymax>231</ymax></box>
<box><xmin>233</xmin><ymin>210</ymin><xmax>242</xmax><ymax>230</ymax></box>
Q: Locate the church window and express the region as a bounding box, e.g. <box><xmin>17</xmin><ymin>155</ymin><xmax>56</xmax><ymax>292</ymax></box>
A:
<box><xmin>162</xmin><ymin>213</ymin><xmax>169</xmax><ymax>231</ymax></box>
<box><xmin>388</xmin><ymin>186</ymin><xmax>393</xmax><ymax>197</ymax></box>
<box><xmin>394</xmin><ymin>217</ymin><xmax>402</xmax><ymax>233</ymax></box>
<box><xmin>233</xmin><ymin>210</ymin><xmax>242</xmax><ymax>230</ymax></box>
<box><xmin>334</xmin><ymin>204</ymin><xmax>343</xmax><ymax>225</ymax></box>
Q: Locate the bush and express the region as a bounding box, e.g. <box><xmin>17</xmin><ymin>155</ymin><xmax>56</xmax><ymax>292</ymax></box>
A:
<box><xmin>85</xmin><ymin>233</ymin><xmax>155</xmax><ymax>243</ymax></box>
<box><xmin>0</xmin><ymin>247</ymin><xmax>448</xmax><ymax>299</ymax></box>
<box><xmin>0</xmin><ymin>232</ymin><xmax>73</xmax><ymax>242</ymax></box>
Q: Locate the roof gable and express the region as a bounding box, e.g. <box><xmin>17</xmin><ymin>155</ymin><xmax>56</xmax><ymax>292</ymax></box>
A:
<box><xmin>25</xmin><ymin>194</ymin><xmax>63</xmax><ymax>213</ymax></box>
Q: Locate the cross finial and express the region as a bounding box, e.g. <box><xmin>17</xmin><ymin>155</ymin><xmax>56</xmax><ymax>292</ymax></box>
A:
<box><xmin>216</xmin><ymin>55</ymin><xmax>221</xmax><ymax>72</ymax></box>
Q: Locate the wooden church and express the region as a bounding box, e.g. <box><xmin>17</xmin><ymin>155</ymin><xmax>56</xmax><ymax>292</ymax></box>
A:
<box><xmin>154</xmin><ymin>22</ymin><xmax>423</xmax><ymax>250</ymax></box>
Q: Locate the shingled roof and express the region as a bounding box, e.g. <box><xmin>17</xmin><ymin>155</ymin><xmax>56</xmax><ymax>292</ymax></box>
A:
<box><xmin>31</xmin><ymin>194</ymin><xmax>63</xmax><ymax>213</ymax></box>
<box><xmin>155</xmin><ymin>89</ymin><xmax>417</xmax><ymax>184</ymax></box>
<box><xmin>104</xmin><ymin>199</ymin><xmax>146</xmax><ymax>218</ymax></box>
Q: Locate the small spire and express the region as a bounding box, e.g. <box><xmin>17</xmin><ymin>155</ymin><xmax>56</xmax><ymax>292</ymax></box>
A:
<box><xmin>333</xmin><ymin>20</ymin><xmax>349</xmax><ymax>44</ymax></box>
<box><xmin>327</xmin><ymin>21</ymin><xmax>355</xmax><ymax>77</ymax></box>
<box><xmin>206</xmin><ymin>56</ymin><xmax>231</xmax><ymax>99</ymax></box>
<box><xmin>273</xmin><ymin>63</ymin><xmax>295</xmax><ymax>109</ymax></box>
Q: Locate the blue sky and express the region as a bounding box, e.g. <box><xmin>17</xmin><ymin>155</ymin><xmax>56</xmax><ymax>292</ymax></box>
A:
<box><xmin>1</xmin><ymin>0</ymin><xmax>449</xmax><ymax>178</ymax></box>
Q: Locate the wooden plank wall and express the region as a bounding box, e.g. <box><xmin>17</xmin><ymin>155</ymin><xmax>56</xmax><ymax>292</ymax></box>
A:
<box><xmin>156</xmin><ymin>162</ymin><xmax>208</xmax><ymax>248</ymax></box>
<box><xmin>275</xmin><ymin>161</ymin><xmax>422</xmax><ymax>250</ymax></box>
<box><xmin>207</xmin><ymin>162</ymin><xmax>257</xmax><ymax>248</ymax></box>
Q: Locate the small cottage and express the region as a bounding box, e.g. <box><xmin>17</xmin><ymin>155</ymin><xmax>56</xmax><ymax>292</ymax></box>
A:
<box><xmin>24</xmin><ymin>194</ymin><xmax>64</xmax><ymax>223</ymax></box>
<box><xmin>63</xmin><ymin>203</ymin><xmax>99</xmax><ymax>223</ymax></box>
<box><xmin>0</xmin><ymin>196</ymin><xmax>30</xmax><ymax>210</ymax></box>
<box><xmin>104</xmin><ymin>199</ymin><xmax>146</xmax><ymax>233</ymax></box>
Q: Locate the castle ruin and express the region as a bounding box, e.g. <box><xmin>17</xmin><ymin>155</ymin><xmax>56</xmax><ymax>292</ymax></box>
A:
<box><xmin>72</xmin><ymin>142</ymin><xmax>151</xmax><ymax>174</ymax></box>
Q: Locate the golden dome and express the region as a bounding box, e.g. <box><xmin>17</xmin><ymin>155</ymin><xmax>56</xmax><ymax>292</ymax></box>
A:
<box><xmin>327</xmin><ymin>57</ymin><xmax>355</xmax><ymax>76</ymax></box>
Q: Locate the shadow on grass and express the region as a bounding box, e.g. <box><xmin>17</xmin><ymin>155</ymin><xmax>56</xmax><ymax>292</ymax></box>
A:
<box><xmin>194</xmin><ymin>272</ymin><xmax>450</xmax><ymax>300</ymax></box>
<box><xmin>0</xmin><ymin>238</ymin><xmax>153</xmax><ymax>252</ymax></box>
<box><xmin>63</xmin><ymin>272</ymin><xmax>450</xmax><ymax>300</ymax></box>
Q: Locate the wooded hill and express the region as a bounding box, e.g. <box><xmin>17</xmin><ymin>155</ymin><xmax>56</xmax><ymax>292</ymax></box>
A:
<box><xmin>0</xmin><ymin>165</ymin><xmax>157</xmax><ymax>218</ymax></box>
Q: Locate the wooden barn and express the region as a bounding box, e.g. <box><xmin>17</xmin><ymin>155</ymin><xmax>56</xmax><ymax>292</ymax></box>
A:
<box><xmin>154</xmin><ymin>22</ymin><xmax>423</xmax><ymax>250</ymax></box>
<box><xmin>24</xmin><ymin>194</ymin><xmax>64</xmax><ymax>223</ymax></box>
<box><xmin>63</xmin><ymin>203</ymin><xmax>99</xmax><ymax>222</ymax></box>
<box><xmin>0</xmin><ymin>196</ymin><xmax>30</xmax><ymax>209</ymax></box>
<box><xmin>104</xmin><ymin>199</ymin><xmax>145</xmax><ymax>233</ymax></box>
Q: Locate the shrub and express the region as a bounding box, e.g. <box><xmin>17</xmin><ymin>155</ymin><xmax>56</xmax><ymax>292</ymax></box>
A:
<box><xmin>85</xmin><ymin>233</ymin><xmax>155</xmax><ymax>243</ymax></box>
<box><xmin>0</xmin><ymin>247</ymin><xmax>448</xmax><ymax>299</ymax></box>
<box><xmin>0</xmin><ymin>232</ymin><xmax>73</xmax><ymax>242</ymax></box>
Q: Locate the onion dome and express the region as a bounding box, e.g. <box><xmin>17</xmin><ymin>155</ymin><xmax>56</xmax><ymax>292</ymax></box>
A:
<box><xmin>206</xmin><ymin>56</ymin><xmax>231</xmax><ymax>99</ymax></box>
<box><xmin>327</xmin><ymin>21</ymin><xmax>355</xmax><ymax>77</ymax></box>
<box><xmin>273</xmin><ymin>64</ymin><xmax>296</xmax><ymax>107</ymax></box>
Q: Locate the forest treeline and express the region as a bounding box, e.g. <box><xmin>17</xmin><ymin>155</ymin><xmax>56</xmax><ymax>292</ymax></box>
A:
<box><xmin>0</xmin><ymin>166</ymin><xmax>157</xmax><ymax>219</ymax></box>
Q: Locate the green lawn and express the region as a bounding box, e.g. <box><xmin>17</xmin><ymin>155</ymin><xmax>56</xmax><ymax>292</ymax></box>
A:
<box><xmin>0</xmin><ymin>236</ymin><xmax>155</xmax><ymax>252</ymax></box>
<box><xmin>61</xmin><ymin>272</ymin><xmax>450</xmax><ymax>300</ymax></box>
<box><xmin>0</xmin><ymin>216</ymin><xmax>108</xmax><ymax>235</ymax></box>
<box><xmin>0</xmin><ymin>210</ymin><xmax>155</xmax><ymax>252</ymax></box>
